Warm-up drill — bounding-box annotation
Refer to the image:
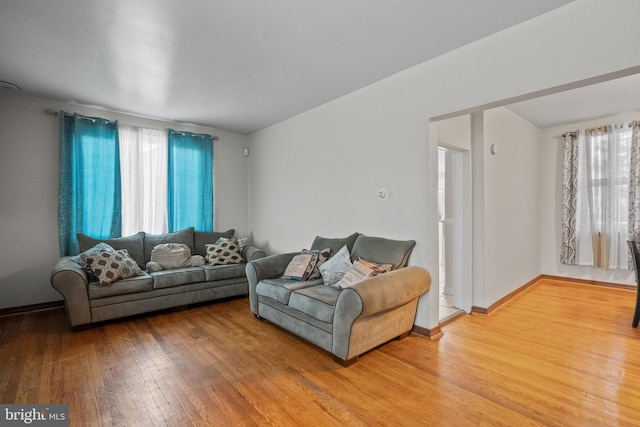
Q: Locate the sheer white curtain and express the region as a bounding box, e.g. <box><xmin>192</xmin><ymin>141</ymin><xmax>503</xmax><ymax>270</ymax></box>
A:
<box><xmin>119</xmin><ymin>125</ymin><xmax>168</xmax><ymax>235</ymax></box>
<box><xmin>572</xmin><ymin>125</ymin><xmax>632</xmax><ymax>269</ymax></box>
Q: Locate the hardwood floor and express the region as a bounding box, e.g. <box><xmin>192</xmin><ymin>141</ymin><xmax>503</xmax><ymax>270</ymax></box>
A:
<box><xmin>2</xmin><ymin>278</ymin><xmax>640</xmax><ymax>426</ymax></box>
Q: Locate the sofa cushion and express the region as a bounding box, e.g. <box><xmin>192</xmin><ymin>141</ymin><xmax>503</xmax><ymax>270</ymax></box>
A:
<box><xmin>88</xmin><ymin>273</ymin><xmax>153</xmax><ymax>299</ymax></box>
<box><xmin>310</xmin><ymin>232</ymin><xmax>360</xmax><ymax>257</ymax></box>
<box><xmin>351</xmin><ymin>235</ymin><xmax>416</xmax><ymax>269</ymax></box>
<box><xmin>150</xmin><ymin>266</ymin><xmax>205</xmax><ymax>289</ymax></box>
<box><xmin>256</xmin><ymin>278</ymin><xmax>322</xmax><ymax>305</ymax></box>
<box><xmin>78</xmin><ymin>231</ymin><xmax>145</xmax><ymax>268</ymax></box>
<box><xmin>201</xmin><ymin>263</ymin><xmax>247</xmax><ymax>281</ymax></box>
<box><xmin>144</xmin><ymin>227</ymin><xmax>195</xmax><ymax>264</ymax></box>
<box><xmin>288</xmin><ymin>285</ymin><xmax>341</xmax><ymax>323</ymax></box>
<box><xmin>82</xmin><ymin>248</ymin><xmax>145</xmax><ymax>286</ymax></box>
<box><xmin>194</xmin><ymin>229</ymin><xmax>235</xmax><ymax>256</ymax></box>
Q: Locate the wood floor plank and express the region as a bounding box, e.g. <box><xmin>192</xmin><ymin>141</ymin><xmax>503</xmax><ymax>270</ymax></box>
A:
<box><xmin>2</xmin><ymin>279</ymin><xmax>640</xmax><ymax>425</ymax></box>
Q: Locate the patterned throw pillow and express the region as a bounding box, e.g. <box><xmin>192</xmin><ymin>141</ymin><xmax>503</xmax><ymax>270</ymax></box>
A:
<box><xmin>215</xmin><ymin>237</ymin><xmax>248</xmax><ymax>254</ymax></box>
<box><xmin>302</xmin><ymin>248</ymin><xmax>331</xmax><ymax>280</ymax></box>
<box><xmin>319</xmin><ymin>245</ymin><xmax>352</xmax><ymax>287</ymax></box>
<box><xmin>283</xmin><ymin>253</ymin><xmax>319</xmax><ymax>281</ymax></box>
<box><xmin>82</xmin><ymin>249</ymin><xmax>144</xmax><ymax>286</ymax></box>
<box><xmin>70</xmin><ymin>242</ymin><xmax>115</xmax><ymax>272</ymax></box>
<box><xmin>334</xmin><ymin>258</ymin><xmax>392</xmax><ymax>289</ymax></box>
<box><xmin>206</xmin><ymin>238</ymin><xmax>244</xmax><ymax>265</ymax></box>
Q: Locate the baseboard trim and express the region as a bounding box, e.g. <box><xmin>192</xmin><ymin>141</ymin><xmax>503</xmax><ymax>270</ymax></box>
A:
<box><xmin>470</xmin><ymin>274</ymin><xmax>637</xmax><ymax>315</ymax></box>
<box><xmin>537</xmin><ymin>274</ymin><xmax>636</xmax><ymax>291</ymax></box>
<box><xmin>0</xmin><ymin>300</ymin><xmax>64</xmax><ymax>317</ymax></box>
<box><xmin>412</xmin><ymin>324</ymin><xmax>442</xmax><ymax>340</ymax></box>
<box><xmin>471</xmin><ymin>275</ymin><xmax>543</xmax><ymax>315</ymax></box>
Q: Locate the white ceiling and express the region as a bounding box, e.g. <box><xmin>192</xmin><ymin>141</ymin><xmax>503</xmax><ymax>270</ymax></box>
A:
<box><xmin>506</xmin><ymin>73</ymin><xmax>640</xmax><ymax>129</ymax></box>
<box><xmin>0</xmin><ymin>0</ymin><xmax>575</xmax><ymax>135</ymax></box>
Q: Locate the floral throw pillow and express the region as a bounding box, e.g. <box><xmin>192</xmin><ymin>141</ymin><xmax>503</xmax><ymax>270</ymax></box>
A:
<box><xmin>282</xmin><ymin>253</ymin><xmax>319</xmax><ymax>281</ymax></box>
<box><xmin>334</xmin><ymin>258</ymin><xmax>393</xmax><ymax>289</ymax></box>
<box><xmin>302</xmin><ymin>248</ymin><xmax>331</xmax><ymax>280</ymax></box>
<box><xmin>206</xmin><ymin>238</ymin><xmax>244</xmax><ymax>265</ymax></box>
<box><xmin>82</xmin><ymin>248</ymin><xmax>144</xmax><ymax>286</ymax></box>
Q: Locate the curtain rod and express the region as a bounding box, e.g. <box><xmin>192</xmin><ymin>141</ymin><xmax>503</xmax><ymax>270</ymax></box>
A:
<box><xmin>45</xmin><ymin>108</ymin><xmax>219</xmax><ymax>140</ymax></box>
<box><xmin>562</xmin><ymin>130</ymin><xmax>578</xmax><ymax>138</ymax></box>
<box><xmin>563</xmin><ymin>121</ymin><xmax>637</xmax><ymax>138</ymax></box>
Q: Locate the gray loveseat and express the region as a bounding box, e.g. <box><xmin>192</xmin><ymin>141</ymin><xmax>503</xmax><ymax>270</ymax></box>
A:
<box><xmin>246</xmin><ymin>233</ymin><xmax>431</xmax><ymax>365</ymax></box>
<box><xmin>51</xmin><ymin>227</ymin><xmax>265</xmax><ymax>330</ymax></box>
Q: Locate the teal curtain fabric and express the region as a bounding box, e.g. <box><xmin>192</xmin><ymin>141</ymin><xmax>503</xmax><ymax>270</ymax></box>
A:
<box><xmin>167</xmin><ymin>129</ymin><xmax>214</xmax><ymax>232</ymax></box>
<box><xmin>59</xmin><ymin>112</ymin><xmax>122</xmax><ymax>256</ymax></box>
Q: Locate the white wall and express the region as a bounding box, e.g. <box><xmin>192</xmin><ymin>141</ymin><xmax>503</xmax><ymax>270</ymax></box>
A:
<box><xmin>539</xmin><ymin>111</ymin><xmax>640</xmax><ymax>285</ymax></box>
<box><xmin>248</xmin><ymin>0</ymin><xmax>640</xmax><ymax>328</ymax></box>
<box><xmin>482</xmin><ymin>107</ymin><xmax>541</xmax><ymax>306</ymax></box>
<box><xmin>0</xmin><ymin>91</ymin><xmax>249</xmax><ymax>309</ymax></box>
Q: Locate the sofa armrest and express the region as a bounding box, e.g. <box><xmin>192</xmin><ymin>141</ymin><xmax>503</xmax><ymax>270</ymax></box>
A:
<box><xmin>349</xmin><ymin>266</ymin><xmax>431</xmax><ymax>317</ymax></box>
<box><xmin>245</xmin><ymin>252</ymin><xmax>298</xmax><ymax>314</ymax></box>
<box><xmin>243</xmin><ymin>245</ymin><xmax>267</xmax><ymax>262</ymax></box>
<box><xmin>332</xmin><ymin>266</ymin><xmax>431</xmax><ymax>360</ymax></box>
<box><xmin>50</xmin><ymin>257</ymin><xmax>92</xmax><ymax>329</ymax></box>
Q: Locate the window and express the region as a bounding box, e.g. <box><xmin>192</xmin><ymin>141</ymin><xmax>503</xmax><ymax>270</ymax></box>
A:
<box><xmin>561</xmin><ymin>123</ymin><xmax>638</xmax><ymax>269</ymax></box>
<box><xmin>119</xmin><ymin>125</ymin><xmax>168</xmax><ymax>235</ymax></box>
<box><xmin>58</xmin><ymin>112</ymin><xmax>214</xmax><ymax>256</ymax></box>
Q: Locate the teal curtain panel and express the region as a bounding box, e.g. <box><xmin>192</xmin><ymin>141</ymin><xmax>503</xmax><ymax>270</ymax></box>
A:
<box><xmin>167</xmin><ymin>129</ymin><xmax>214</xmax><ymax>232</ymax></box>
<box><xmin>58</xmin><ymin>112</ymin><xmax>122</xmax><ymax>256</ymax></box>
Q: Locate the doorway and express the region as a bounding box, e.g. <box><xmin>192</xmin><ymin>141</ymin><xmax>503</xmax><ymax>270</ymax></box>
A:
<box><xmin>438</xmin><ymin>146</ymin><xmax>471</xmax><ymax>321</ymax></box>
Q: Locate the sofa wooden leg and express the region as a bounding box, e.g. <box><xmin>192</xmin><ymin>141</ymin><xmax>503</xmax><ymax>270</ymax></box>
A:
<box><xmin>395</xmin><ymin>331</ymin><xmax>410</xmax><ymax>341</ymax></box>
<box><xmin>334</xmin><ymin>355</ymin><xmax>359</xmax><ymax>367</ymax></box>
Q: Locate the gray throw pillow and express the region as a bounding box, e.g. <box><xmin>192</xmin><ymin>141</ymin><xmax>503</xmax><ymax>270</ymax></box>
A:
<box><xmin>319</xmin><ymin>245</ymin><xmax>353</xmax><ymax>287</ymax></box>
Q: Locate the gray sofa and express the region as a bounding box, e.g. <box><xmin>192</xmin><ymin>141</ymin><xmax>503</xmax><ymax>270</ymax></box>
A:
<box><xmin>246</xmin><ymin>233</ymin><xmax>431</xmax><ymax>365</ymax></box>
<box><xmin>51</xmin><ymin>227</ymin><xmax>266</xmax><ymax>330</ymax></box>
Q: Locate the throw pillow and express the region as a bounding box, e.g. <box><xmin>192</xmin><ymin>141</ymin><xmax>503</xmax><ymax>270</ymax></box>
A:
<box><xmin>150</xmin><ymin>243</ymin><xmax>192</xmax><ymax>269</ymax></box>
<box><xmin>82</xmin><ymin>249</ymin><xmax>144</xmax><ymax>286</ymax></box>
<box><xmin>356</xmin><ymin>257</ymin><xmax>393</xmax><ymax>276</ymax></box>
<box><xmin>206</xmin><ymin>238</ymin><xmax>244</xmax><ymax>265</ymax></box>
<box><xmin>143</xmin><ymin>227</ymin><xmax>195</xmax><ymax>265</ymax></box>
<box><xmin>334</xmin><ymin>258</ymin><xmax>392</xmax><ymax>289</ymax></box>
<box><xmin>302</xmin><ymin>248</ymin><xmax>331</xmax><ymax>280</ymax></box>
<box><xmin>282</xmin><ymin>253</ymin><xmax>319</xmax><ymax>281</ymax></box>
<box><xmin>70</xmin><ymin>242</ymin><xmax>115</xmax><ymax>271</ymax></box>
<box><xmin>77</xmin><ymin>231</ymin><xmax>145</xmax><ymax>269</ymax></box>
<box><xmin>216</xmin><ymin>237</ymin><xmax>248</xmax><ymax>252</ymax></box>
<box><xmin>319</xmin><ymin>245</ymin><xmax>352</xmax><ymax>287</ymax></box>
<box><xmin>194</xmin><ymin>229</ymin><xmax>235</xmax><ymax>257</ymax></box>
